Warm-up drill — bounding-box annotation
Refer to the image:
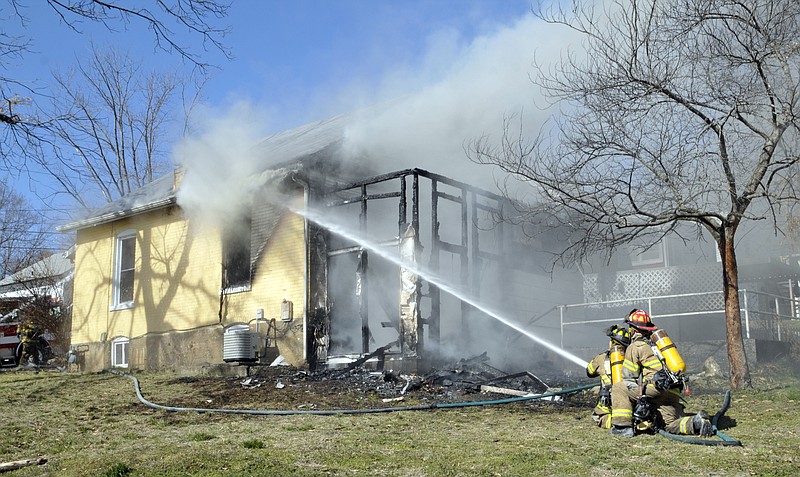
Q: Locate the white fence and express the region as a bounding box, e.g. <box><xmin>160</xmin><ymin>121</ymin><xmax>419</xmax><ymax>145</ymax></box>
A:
<box><xmin>556</xmin><ymin>289</ymin><xmax>797</xmax><ymax>348</ymax></box>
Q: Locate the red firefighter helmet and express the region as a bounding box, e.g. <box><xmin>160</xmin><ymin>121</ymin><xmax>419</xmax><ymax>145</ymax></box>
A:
<box><xmin>626</xmin><ymin>309</ymin><xmax>657</xmax><ymax>331</ymax></box>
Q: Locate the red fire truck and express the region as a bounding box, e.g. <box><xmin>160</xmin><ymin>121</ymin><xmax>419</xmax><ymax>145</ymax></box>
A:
<box><xmin>0</xmin><ymin>321</ymin><xmax>22</xmax><ymax>367</ymax></box>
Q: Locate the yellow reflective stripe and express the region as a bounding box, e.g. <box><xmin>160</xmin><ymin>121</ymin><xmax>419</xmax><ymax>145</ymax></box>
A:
<box><xmin>611</xmin><ymin>409</ymin><xmax>632</xmax><ymax>418</ymax></box>
<box><xmin>596</xmin><ymin>404</ymin><xmax>611</xmax><ymax>413</ymax></box>
<box><xmin>623</xmin><ymin>359</ymin><xmax>640</xmax><ymax>373</ymax></box>
<box><xmin>587</xmin><ymin>361</ymin><xmax>597</xmax><ymax>374</ymax></box>
<box><xmin>679</xmin><ymin>416</ymin><xmax>692</xmax><ymax>434</ymax></box>
<box><xmin>602</xmin><ymin>419</ymin><xmax>612</xmax><ymax>429</ymax></box>
<box><xmin>642</xmin><ymin>358</ymin><xmax>663</xmax><ymax>370</ymax></box>
<box><xmin>600</xmin><ymin>375</ymin><xmax>611</xmax><ymax>385</ymax></box>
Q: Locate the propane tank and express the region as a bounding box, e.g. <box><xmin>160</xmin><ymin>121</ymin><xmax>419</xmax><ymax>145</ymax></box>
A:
<box><xmin>651</xmin><ymin>329</ymin><xmax>686</xmax><ymax>375</ymax></box>
<box><xmin>609</xmin><ymin>344</ymin><xmax>625</xmax><ymax>384</ymax></box>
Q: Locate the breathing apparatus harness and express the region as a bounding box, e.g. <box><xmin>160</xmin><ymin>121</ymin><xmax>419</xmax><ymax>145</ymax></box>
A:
<box><xmin>629</xmin><ymin>328</ymin><xmax>691</xmax><ymax>431</ymax></box>
<box><xmin>597</xmin><ymin>325</ymin><xmax>631</xmax><ymax>408</ymax></box>
<box><xmin>648</xmin><ymin>329</ymin><xmax>690</xmax><ymax>395</ymax></box>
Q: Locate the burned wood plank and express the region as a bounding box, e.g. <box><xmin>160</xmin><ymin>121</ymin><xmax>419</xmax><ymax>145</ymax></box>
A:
<box><xmin>331</xmin><ymin>340</ymin><xmax>398</xmax><ymax>377</ymax></box>
<box><xmin>479</xmin><ymin>385</ymin><xmax>531</xmax><ymax>397</ymax></box>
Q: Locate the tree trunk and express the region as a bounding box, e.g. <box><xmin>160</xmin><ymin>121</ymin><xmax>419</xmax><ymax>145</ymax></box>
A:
<box><xmin>720</xmin><ymin>229</ymin><xmax>752</xmax><ymax>389</ymax></box>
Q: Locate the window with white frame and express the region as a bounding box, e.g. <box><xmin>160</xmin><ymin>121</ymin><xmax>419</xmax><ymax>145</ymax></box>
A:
<box><xmin>111</xmin><ymin>337</ymin><xmax>129</xmax><ymax>368</ymax></box>
<box><xmin>113</xmin><ymin>230</ymin><xmax>136</xmax><ymax>308</ymax></box>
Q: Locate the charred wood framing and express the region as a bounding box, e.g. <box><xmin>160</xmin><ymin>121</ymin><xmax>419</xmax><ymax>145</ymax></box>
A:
<box><xmin>323</xmin><ymin>168</ymin><xmax>507</xmax><ymax>366</ymax></box>
<box><xmin>412</xmin><ymin>171</ymin><xmax>420</xmax><ymax>234</ymax></box>
<box><xmin>307</xmin><ymin>220</ymin><xmax>330</xmax><ymax>369</ymax></box>
<box><xmin>399</xmin><ymin>224</ymin><xmax>421</xmax><ymax>356</ymax></box>
<box><xmin>357</xmin><ymin>249</ymin><xmax>369</xmax><ymax>354</ymax></box>
<box><xmin>429</xmin><ymin>178</ymin><xmax>441</xmax><ymax>350</ymax></box>
<box><xmin>399</xmin><ymin>175</ymin><xmax>407</xmax><ymax>235</ymax></box>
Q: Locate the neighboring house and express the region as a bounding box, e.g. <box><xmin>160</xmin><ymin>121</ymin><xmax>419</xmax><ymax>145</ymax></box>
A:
<box><xmin>59</xmin><ymin>113</ymin><xmax>582</xmax><ymax>374</ymax></box>
<box><xmin>0</xmin><ymin>248</ymin><xmax>74</xmax><ymax>319</ymax></box>
<box><xmin>559</xmin><ymin>222</ymin><xmax>800</xmax><ymax>363</ymax></box>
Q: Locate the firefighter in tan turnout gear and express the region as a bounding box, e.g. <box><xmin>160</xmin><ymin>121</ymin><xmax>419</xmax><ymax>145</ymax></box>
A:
<box><xmin>585</xmin><ymin>325</ymin><xmax>632</xmax><ymax>429</ymax></box>
<box><xmin>609</xmin><ymin>309</ymin><xmax>712</xmax><ymax>438</ymax></box>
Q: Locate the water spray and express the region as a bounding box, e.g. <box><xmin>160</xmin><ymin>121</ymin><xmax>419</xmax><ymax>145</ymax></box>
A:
<box><xmin>295</xmin><ymin>206</ymin><xmax>588</xmax><ymax>369</ymax></box>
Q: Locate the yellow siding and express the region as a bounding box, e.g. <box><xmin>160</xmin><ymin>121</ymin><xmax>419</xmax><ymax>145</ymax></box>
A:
<box><xmin>224</xmin><ymin>211</ymin><xmax>307</xmax><ymax>364</ymax></box>
<box><xmin>70</xmin><ymin>193</ymin><xmax>309</xmax><ymax>371</ymax></box>
<box><xmin>72</xmin><ymin>207</ymin><xmax>222</xmax><ymax>343</ymax></box>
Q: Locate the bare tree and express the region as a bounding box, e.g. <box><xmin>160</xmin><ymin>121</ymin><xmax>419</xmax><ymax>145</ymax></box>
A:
<box><xmin>37</xmin><ymin>47</ymin><xmax>189</xmax><ymax>207</ymax></box>
<box><xmin>0</xmin><ymin>0</ymin><xmax>229</xmax><ymax>171</ymax></box>
<box><xmin>470</xmin><ymin>0</ymin><xmax>800</xmax><ymax>389</ymax></box>
<box><xmin>0</xmin><ymin>180</ymin><xmax>47</xmax><ymax>277</ymax></box>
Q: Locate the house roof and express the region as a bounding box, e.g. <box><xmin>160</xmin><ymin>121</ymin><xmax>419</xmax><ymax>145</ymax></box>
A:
<box><xmin>57</xmin><ymin>173</ymin><xmax>178</xmax><ymax>232</ymax></box>
<box><xmin>56</xmin><ymin>106</ymin><xmax>383</xmax><ymax>233</ymax></box>
<box><xmin>0</xmin><ymin>248</ymin><xmax>74</xmax><ymax>299</ymax></box>
<box><xmin>0</xmin><ymin>248</ymin><xmax>74</xmax><ymax>287</ymax></box>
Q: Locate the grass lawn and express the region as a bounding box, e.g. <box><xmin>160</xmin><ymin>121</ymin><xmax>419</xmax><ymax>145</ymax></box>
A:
<box><xmin>1</xmin><ymin>364</ymin><xmax>798</xmax><ymax>476</ymax></box>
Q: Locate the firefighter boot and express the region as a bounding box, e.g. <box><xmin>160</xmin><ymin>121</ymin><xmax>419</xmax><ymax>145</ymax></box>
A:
<box><xmin>691</xmin><ymin>411</ymin><xmax>712</xmax><ymax>437</ymax></box>
<box><xmin>609</xmin><ymin>426</ymin><xmax>634</xmax><ymax>438</ymax></box>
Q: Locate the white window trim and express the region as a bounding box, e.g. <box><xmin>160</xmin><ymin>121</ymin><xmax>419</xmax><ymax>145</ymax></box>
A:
<box><xmin>111</xmin><ymin>336</ymin><xmax>130</xmax><ymax>368</ymax></box>
<box><xmin>111</xmin><ymin>229</ymin><xmax>137</xmax><ymax>311</ymax></box>
<box><xmin>220</xmin><ymin>284</ymin><xmax>252</xmax><ymax>295</ymax></box>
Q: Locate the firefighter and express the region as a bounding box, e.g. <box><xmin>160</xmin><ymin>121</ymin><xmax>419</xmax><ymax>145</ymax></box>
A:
<box><xmin>608</xmin><ymin>309</ymin><xmax>712</xmax><ymax>438</ymax></box>
<box><xmin>17</xmin><ymin>319</ymin><xmax>42</xmax><ymax>366</ymax></box>
<box><xmin>586</xmin><ymin>325</ymin><xmax>632</xmax><ymax>429</ymax></box>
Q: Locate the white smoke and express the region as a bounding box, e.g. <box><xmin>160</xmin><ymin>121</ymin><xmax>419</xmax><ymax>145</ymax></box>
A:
<box><xmin>175</xmin><ymin>13</ymin><xmax>582</xmax><ymax>224</ymax></box>
<box><xmin>341</xmin><ymin>14</ymin><xmax>580</xmax><ymax>190</ymax></box>
<box><xmin>173</xmin><ymin>101</ymin><xmax>273</xmax><ymax>226</ymax></box>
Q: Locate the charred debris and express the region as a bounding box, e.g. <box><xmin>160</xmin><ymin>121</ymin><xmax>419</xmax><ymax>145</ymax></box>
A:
<box><xmin>234</xmin><ymin>351</ymin><xmax>584</xmax><ymax>407</ymax></box>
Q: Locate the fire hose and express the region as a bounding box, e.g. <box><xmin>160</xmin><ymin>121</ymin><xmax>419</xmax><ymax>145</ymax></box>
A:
<box><xmin>111</xmin><ymin>370</ymin><xmax>742</xmax><ymax>446</ymax></box>
<box><xmin>111</xmin><ymin>370</ymin><xmax>594</xmax><ymax>415</ymax></box>
<box><xmin>656</xmin><ymin>390</ymin><xmax>742</xmax><ymax>446</ymax></box>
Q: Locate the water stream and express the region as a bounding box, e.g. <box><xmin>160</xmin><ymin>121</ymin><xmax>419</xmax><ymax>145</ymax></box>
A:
<box><xmin>297</xmin><ymin>207</ymin><xmax>588</xmax><ymax>369</ymax></box>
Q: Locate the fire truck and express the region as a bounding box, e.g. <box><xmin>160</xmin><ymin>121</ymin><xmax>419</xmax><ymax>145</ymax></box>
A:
<box><xmin>0</xmin><ymin>321</ymin><xmax>22</xmax><ymax>367</ymax></box>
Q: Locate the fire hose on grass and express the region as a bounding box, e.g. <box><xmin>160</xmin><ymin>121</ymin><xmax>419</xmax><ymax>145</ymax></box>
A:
<box><xmin>656</xmin><ymin>390</ymin><xmax>742</xmax><ymax>447</ymax></box>
<box><xmin>111</xmin><ymin>370</ymin><xmax>742</xmax><ymax>446</ymax></box>
<box><xmin>111</xmin><ymin>369</ymin><xmax>594</xmax><ymax>415</ymax></box>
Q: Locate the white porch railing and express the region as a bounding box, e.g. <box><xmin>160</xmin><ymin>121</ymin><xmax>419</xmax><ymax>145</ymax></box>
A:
<box><xmin>556</xmin><ymin>289</ymin><xmax>797</xmax><ymax>348</ymax></box>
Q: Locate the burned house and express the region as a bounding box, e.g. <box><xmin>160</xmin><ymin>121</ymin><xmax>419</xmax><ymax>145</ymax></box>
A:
<box><xmin>59</xmin><ymin>113</ymin><xmax>583</xmax><ymax>374</ymax></box>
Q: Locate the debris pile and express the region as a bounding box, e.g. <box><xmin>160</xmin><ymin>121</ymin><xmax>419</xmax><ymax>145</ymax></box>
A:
<box><xmin>245</xmin><ymin>352</ymin><xmax>555</xmax><ymax>405</ymax></box>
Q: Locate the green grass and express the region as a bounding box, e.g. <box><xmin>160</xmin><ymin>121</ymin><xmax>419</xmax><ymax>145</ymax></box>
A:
<box><xmin>1</xmin><ymin>368</ymin><xmax>799</xmax><ymax>476</ymax></box>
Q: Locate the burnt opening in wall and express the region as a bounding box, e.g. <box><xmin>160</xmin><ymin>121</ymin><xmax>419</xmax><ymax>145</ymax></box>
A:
<box><xmin>222</xmin><ymin>214</ymin><xmax>253</xmax><ymax>289</ymax></box>
<box><xmin>328</xmin><ymin>250</ymin><xmax>401</xmax><ymax>356</ymax></box>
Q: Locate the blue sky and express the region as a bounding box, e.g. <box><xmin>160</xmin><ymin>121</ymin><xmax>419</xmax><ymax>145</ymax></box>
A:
<box><xmin>10</xmin><ymin>1</ymin><xmax>538</xmax><ymax>131</ymax></box>
<box><xmin>211</xmin><ymin>1</ymin><xmax>536</xmax><ymax>128</ymax></box>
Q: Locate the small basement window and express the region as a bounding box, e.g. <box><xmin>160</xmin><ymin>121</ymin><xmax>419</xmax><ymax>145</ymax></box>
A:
<box><xmin>111</xmin><ymin>337</ymin><xmax>130</xmax><ymax>368</ymax></box>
